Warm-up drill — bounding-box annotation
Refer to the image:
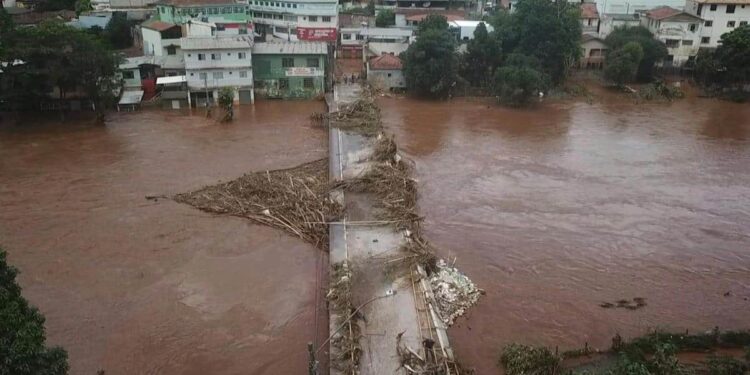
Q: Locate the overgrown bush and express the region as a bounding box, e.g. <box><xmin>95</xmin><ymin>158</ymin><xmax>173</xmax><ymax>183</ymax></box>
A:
<box><xmin>636</xmin><ymin>81</ymin><xmax>684</xmax><ymax>101</ymax></box>
<box><xmin>500</xmin><ymin>344</ymin><xmax>561</xmax><ymax>375</ymax></box>
<box><xmin>705</xmin><ymin>355</ymin><xmax>748</xmax><ymax>375</ymax></box>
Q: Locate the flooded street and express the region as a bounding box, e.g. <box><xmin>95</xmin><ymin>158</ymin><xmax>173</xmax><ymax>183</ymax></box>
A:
<box><xmin>0</xmin><ymin>102</ymin><xmax>327</xmax><ymax>374</ymax></box>
<box><xmin>379</xmin><ymin>91</ymin><xmax>750</xmax><ymax>373</ymax></box>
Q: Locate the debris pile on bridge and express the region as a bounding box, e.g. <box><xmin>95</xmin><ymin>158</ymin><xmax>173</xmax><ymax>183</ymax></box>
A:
<box><xmin>429</xmin><ymin>259</ymin><xmax>483</xmax><ymax>326</ymax></box>
<box><xmin>326</xmin><ymin>261</ymin><xmax>363</xmax><ymax>373</ymax></box>
<box><xmin>174</xmin><ymin>158</ymin><xmax>341</xmax><ymax>249</ymax></box>
<box><xmin>326</xmin><ymin>95</ymin><xmax>382</xmax><ymax>136</ymax></box>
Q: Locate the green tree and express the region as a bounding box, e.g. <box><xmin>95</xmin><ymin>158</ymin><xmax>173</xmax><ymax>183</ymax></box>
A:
<box><xmin>493</xmin><ymin>53</ymin><xmax>549</xmax><ymax>106</ymax></box>
<box><xmin>218</xmin><ymin>87</ymin><xmax>234</xmax><ymax>122</ymax></box>
<box><xmin>510</xmin><ymin>0</ymin><xmax>582</xmax><ymax>84</ymax></box>
<box><xmin>74</xmin><ymin>0</ymin><xmax>92</xmax><ymax>16</ymax></box>
<box><xmin>604</xmin><ymin>41</ymin><xmax>644</xmax><ymax>87</ymax></box>
<box><xmin>0</xmin><ymin>249</ymin><xmax>69</xmax><ymax>375</ymax></box>
<box><xmin>605</xmin><ymin>25</ymin><xmax>667</xmax><ymax>82</ymax></box>
<box><xmin>461</xmin><ymin>21</ymin><xmax>499</xmax><ymax>87</ymax></box>
<box><xmin>401</xmin><ymin>15</ymin><xmax>459</xmax><ymax>98</ymax></box>
<box><xmin>375</xmin><ymin>9</ymin><xmax>394</xmax><ymax>27</ymax></box>
<box><xmin>714</xmin><ymin>25</ymin><xmax>750</xmax><ymax>86</ymax></box>
<box><xmin>34</xmin><ymin>0</ymin><xmax>76</xmax><ymax>11</ymax></box>
<box><xmin>104</xmin><ymin>12</ymin><xmax>133</xmax><ymax>49</ymax></box>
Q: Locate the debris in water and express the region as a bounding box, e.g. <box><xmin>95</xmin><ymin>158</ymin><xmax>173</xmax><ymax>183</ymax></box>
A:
<box><xmin>429</xmin><ymin>259</ymin><xmax>482</xmax><ymax>326</ymax></box>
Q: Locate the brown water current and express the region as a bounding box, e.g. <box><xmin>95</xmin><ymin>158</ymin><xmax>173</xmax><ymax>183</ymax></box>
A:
<box><xmin>0</xmin><ymin>102</ymin><xmax>328</xmax><ymax>375</ymax></box>
<box><xmin>379</xmin><ymin>90</ymin><xmax>750</xmax><ymax>373</ymax></box>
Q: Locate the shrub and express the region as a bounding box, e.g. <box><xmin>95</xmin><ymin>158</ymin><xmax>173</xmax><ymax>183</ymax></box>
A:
<box><xmin>500</xmin><ymin>344</ymin><xmax>561</xmax><ymax>375</ymax></box>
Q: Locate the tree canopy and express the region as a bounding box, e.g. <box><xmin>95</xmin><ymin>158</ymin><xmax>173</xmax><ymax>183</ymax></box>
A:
<box><xmin>0</xmin><ymin>249</ymin><xmax>69</xmax><ymax>375</ymax></box>
<box><xmin>401</xmin><ymin>15</ymin><xmax>459</xmax><ymax>98</ymax></box>
<box><xmin>605</xmin><ymin>25</ymin><xmax>667</xmax><ymax>82</ymax></box>
<box><xmin>461</xmin><ymin>22</ymin><xmax>499</xmax><ymax>88</ymax></box>
<box><xmin>374</xmin><ymin>9</ymin><xmax>395</xmax><ymax>27</ymax></box>
<box><xmin>493</xmin><ymin>53</ymin><xmax>549</xmax><ymax>106</ymax></box>
<box><xmin>604</xmin><ymin>41</ymin><xmax>644</xmax><ymax>87</ymax></box>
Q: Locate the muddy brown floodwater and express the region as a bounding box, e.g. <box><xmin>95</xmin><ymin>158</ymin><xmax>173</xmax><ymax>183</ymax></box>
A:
<box><xmin>379</xmin><ymin>89</ymin><xmax>750</xmax><ymax>374</ymax></box>
<box><xmin>0</xmin><ymin>102</ymin><xmax>328</xmax><ymax>375</ymax></box>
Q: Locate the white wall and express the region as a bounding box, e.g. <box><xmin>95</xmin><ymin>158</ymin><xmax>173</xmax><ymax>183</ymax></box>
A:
<box><xmin>685</xmin><ymin>0</ymin><xmax>750</xmax><ymax>48</ymax></box>
<box><xmin>367</xmin><ymin>68</ymin><xmax>405</xmax><ymax>89</ymax></box>
<box><xmin>598</xmin><ymin>17</ymin><xmax>641</xmax><ymax>38</ymax></box>
<box><xmin>642</xmin><ymin>17</ymin><xmax>702</xmax><ymax>65</ymax></box>
<box><xmin>184</xmin><ymin>47</ymin><xmax>253</xmax><ymax>90</ymax></box>
<box><xmin>142</xmin><ymin>27</ymin><xmax>163</xmax><ymax>56</ymax></box>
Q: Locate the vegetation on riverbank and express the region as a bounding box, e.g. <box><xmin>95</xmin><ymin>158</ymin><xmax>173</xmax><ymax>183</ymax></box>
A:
<box><xmin>0</xmin><ymin>248</ymin><xmax>69</xmax><ymax>375</ymax></box>
<box><xmin>499</xmin><ymin>329</ymin><xmax>750</xmax><ymax>375</ymax></box>
<box><xmin>694</xmin><ymin>25</ymin><xmax>750</xmax><ymax>102</ymax></box>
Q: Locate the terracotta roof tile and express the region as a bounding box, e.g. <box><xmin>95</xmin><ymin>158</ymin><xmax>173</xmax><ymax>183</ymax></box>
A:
<box><xmin>581</xmin><ymin>3</ymin><xmax>599</xmax><ymax>19</ymax></box>
<box><xmin>645</xmin><ymin>6</ymin><xmax>683</xmax><ymax>20</ymax></box>
<box><xmin>142</xmin><ymin>19</ymin><xmax>179</xmax><ymax>31</ymax></box>
<box><xmin>369</xmin><ymin>54</ymin><xmax>402</xmax><ymax>70</ymax></box>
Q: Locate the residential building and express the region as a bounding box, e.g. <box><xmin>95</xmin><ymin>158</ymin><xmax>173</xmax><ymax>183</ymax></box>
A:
<box><xmin>340</xmin><ymin>27</ymin><xmax>414</xmax><ymax>58</ymax></box>
<box><xmin>366</xmin><ymin>53</ymin><xmax>405</xmax><ymax>90</ymax></box>
<box><xmin>384</xmin><ymin>0</ymin><xmax>470</xmax><ymax>9</ymax></box>
<box><xmin>394</xmin><ymin>9</ymin><xmax>464</xmax><ymax>27</ymax></box>
<box><xmin>581</xmin><ymin>2</ymin><xmax>601</xmax><ymax>35</ymax></box>
<box><xmin>641</xmin><ymin>6</ymin><xmax>703</xmax><ymax>66</ymax></box>
<box><xmin>182</xmin><ymin>35</ymin><xmax>255</xmax><ymax>105</ymax></box>
<box><xmin>66</xmin><ymin>13</ymin><xmax>112</xmax><ymax>29</ymax></box>
<box><xmin>685</xmin><ymin>0</ymin><xmax>750</xmax><ymax>48</ymax></box>
<box><xmin>449</xmin><ymin>20</ymin><xmax>494</xmax><ymax>41</ymax></box>
<box><xmin>252</xmin><ymin>42</ymin><xmax>327</xmax><ymax>99</ymax></box>
<box><xmin>141</xmin><ymin>19</ymin><xmax>183</xmax><ymax>56</ymax></box>
<box><xmin>579</xmin><ymin>34</ymin><xmax>608</xmax><ymax>68</ymax></box>
<box><xmin>156</xmin><ymin>0</ymin><xmax>253</xmax><ymax>28</ymax></box>
<box><xmin>598</xmin><ymin>12</ymin><xmax>641</xmax><ymax>38</ymax></box>
<box><xmin>245</xmin><ymin>0</ymin><xmax>338</xmax><ymax>42</ymax></box>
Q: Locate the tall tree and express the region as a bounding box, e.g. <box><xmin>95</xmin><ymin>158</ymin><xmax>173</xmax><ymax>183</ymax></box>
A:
<box><xmin>494</xmin><ymin>53</ymin><xmax>549</xmax><ymax>106</ymax></box>
<box><xmin>104</xmin><ymin>12</ymin><xmax>132</xmax><ymax>49</ymax></box>
<box><xmin>74</xmin><ymin>0</ymin><xmax>92</xmax><ymax>16</ymax></box>
<box><xmin>604</xmin><ymin>41</ymin><xmax>644</xmax><ymax>87</ymax></box>
<box><xmin>461</xmin><ymin>22</ymin><xmax>499</xmax><ymax>87</ymax></box>
<box><xmin>402</xmin><ymin>15</ymin><xmax>459</xmax><ymax>98</ymax></box>
<box><xmin>0</xmin><ymin>249</ymin><xmax>69</xmax><ymax>375</ymax></box>
<box><xmin>713</xmin><ymin>25</ymin><xmax>750</xmax><ymax>86</ymax></box>
<box><xmin>511</xmin><ymin>0</ymin><xmax>582</xmax><ymax>84</ymax></box>
<box><xmin>605</xmin><ymin>25</ymin><xmax>667</xmax><ymax>82</ymax></box>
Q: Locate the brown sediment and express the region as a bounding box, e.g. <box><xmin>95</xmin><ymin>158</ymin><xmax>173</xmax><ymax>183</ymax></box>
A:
<box><xmin>173</xmin><ymin>158</ymin><xmax>342</xmax><ymax>250</ymax></box>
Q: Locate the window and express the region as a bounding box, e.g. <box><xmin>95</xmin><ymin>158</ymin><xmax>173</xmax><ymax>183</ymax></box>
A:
<box><xmin>701</xmin><ymin>36</ymin><xmax>710</xmax><ymax>44</ymax></box>
<box><xmin>198</xmin><ymin>53</ymin><xmax>206</xmax><ymax>60</ymax></box>
<box><xmin>587</xmin><ymin>18</ymin><xmax>593</xmax><ymax>26</ymax></box>
<box><xmin>234</xmin><ymin>6</ymin><xmax>242</xmax><ymax>12</ymax></box>
<box><xmin>682</xmin><ymin>40</ymin><xmax>693</xmax><ymax>46</ymax></box>
<box><xmin>279</xmin><ymin>78</ymin><xmax>289</xmax><ymax>89</ymax></box>
<box><xmin>123</xmin><ymin>71</ymin><xmax>135</xmax><ymax>79</ymax></box>
<box><xmin>303</xmin><ymin>78</ymin><xmax>313</xmax><ymax>88</ymax></box>
<box><xmin>217</xmin><ymin>24</ymin><xmax>225</xmax><ymax>31</ymax></box>
<box><xmin>697</xmin><ymin>4</ymin><xmax>702</xmax><ymax>15</ymax></box>
<box><xmin>276</xmin><ymin>26</ymin><xmax>289</xmax><ymax>34</ymax></box>
<box><xmin>190</xmin><ymin>73</ymin><xmax>194</xmax><ymax>76</ymax></box>
<box><xmin>213</xmin><ymin>72</ymin><xmax>223</xmax><ymax>79</ymax></box>
<box><xmin>199</xmin><ymin>72</ymin><xmax>207</xmax><ymax>80</ymax></box>
<box><xmin>210</xmin><ymin>7</ymin><xmax>218</xmax><ymax>14</ymax></box>
<box><xmin>293</xmin><ymin>3</ymin><xmax>297</xmax><ymax>8</ymax></box>
<box><xmin>710</xmin><ymin>4</ymin><xmax>717</xmax><ymax>10</ymax></box>
<box><xmin>727</xmin><ymin>4</ymin><xmax>735</xmax><ymax>13</ymax></box>
<box><xmin>166</xmin><ymin>46</ymin><xmax>177</xmax><ymax>55</ymax></box>
<box><xmin>322</xmin><ymin>16</ymin><xmax>331</xmax><ymax>22</ymax></box>
<box><xmin>665</xmin><ymin>39</ymin><xmax>679</xmax><ymax>47</ymax></box>
<box><xmin>727</xmin><ymin>20</ymin><xmax>736</xmax><ymax>27</ymax></box>
<box><xmin>664</xmin><ymin>54</ymin><xmax>674</xmax><ymax>63</ymax></box>
<box><xmin>343</xmin><ymin>33</ymin><xmax>352</xmax><ymax>40</ymax></box>
<box><xmin>705</xmin><ymin>20</ymin><xmax>713</xmax><ymax>27</ymax></box>
<box><xmin>282</xmin><ymin>57</ymin><xmax>294</xmax><ymax>67</ymax></box>
<box><xmin>240</xmin><ymin>71</ymin><xmax>248</xmax><ymax>78</ymax></box>
<box><xmin>306</xmin><ymin>58</ymin><xmax>319</xmax><ymax>68</ymax></box>
<box><xmin>223</xmin><ymin>7</ymin><xmax>231</xmax><ymax>13</ymax></box>
<box><xmin>356</xmin><ymin>34</ymin><xmax>364</xmax><ymax>40</ymax></box>
<box><xmin>689</xmin><ymin>23</ymin><xmax>696</xmax><ymax>31</ymax></box>
<box><xmin>741</xmin><ymin>21</ymin><xmax>748</xmax><ymax>26</ymax></box>
<box><xmin>211</xmin><ymin>53</ymin><xmax>221</xmax><ymax>60</ymax></box>
<box><xmin>309</xmin><ymin>15</ymin><xmax>317</xmax><ymax>21</ymax></box>
<box><xmin>238</xmin><ymin>52</ymin><xmax>246</xmax><ymax>59</ymax></box>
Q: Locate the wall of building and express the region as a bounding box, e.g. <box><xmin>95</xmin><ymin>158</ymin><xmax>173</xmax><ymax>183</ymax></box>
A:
<box><xmin>367</xmin><ymin>69</ymin><xmax>405</xmax><ymax>90</ymax></box>
<box><xmin>246</xmin><ymin>0</ymin><xmax>337</xmax><ymax>41</ymax></box>
<box><xmin>157</xmin><ymin>4</ymin><xmax>252</xmax><ymax>24</ymax></box>
<box><xmin>643</xmin><ymin>17</ymin><xmax>702</xmax><ymax>65</ymax></box>
<box><xmin>121</xmin><ymin>68</ymin><xmax>143</xmax><ymax>88</ymax></box>
<box><xmin>252</xmin><ymin>54</ymin><xmax>325</xmax><ymax>98</ymax></box>
<box><xmin>579</xmin><ymin>39</ymin><xmax>608</xmax><ymax>68</ymax></box>
<box><xmin>598</xmin><ymin>17</ymin><xmax>640</xmax><ymax>38</ymax></box>
<box><xmin>686</xmin><ymin>0</ymin><xmax>750</xmax><ymax>48</ymax></box>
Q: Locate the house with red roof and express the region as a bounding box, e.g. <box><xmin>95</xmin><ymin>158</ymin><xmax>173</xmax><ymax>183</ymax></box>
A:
<box><xmin>641</xmin><ymin>6</ymin><xmax>704</xmax><ymax>66</ymax></box>
<box><xmin>580</xmin><ymin>2</ymin><xmax>601</xmax><ymax>35</ymax></box>
<box><xmin>366</xmin><ymin>53</ymin><xmax>405</xmax><ymax>90</ymax></box>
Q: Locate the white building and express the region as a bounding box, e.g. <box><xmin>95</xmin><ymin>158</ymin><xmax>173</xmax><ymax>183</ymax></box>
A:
<box><xmin>449</xmin><ymin>20</ymin><xmax>495</xmax><ymax>41</ymax></box>
<box><xmin>581</xmin><ymin>3</ymin><xmax>601</xmax><ymax>35</ymax></box>
<box><xmin>141</xmin><ymin>20</ymin><xmax>184</xmax><ymax>56</ymax></box>
<box><xmin>598</xmin><ymin>13</ymin><xmax>641</xmax><ymax>38</ymax></box>
<box><xmin>685</xmin><ymin>0</ymin><xmax>750</xmax><ymax>48</ymax></box>
<box><xmin>340</xmin><ymin>27</ymin><xmax>414</xmax><ymax>59</ymax></box>
<box><xmin>641</xmin><ymin>6</ymin><xmax>703</xmax><ymax>66</ymax></box>
<box><xmin>181</xmin><ymin>35</ymin><xmax>255</xmax><ymax>105</ymax></box>
<box><xmin>243</xmin><ymin>0</ymin><xmax>338</xmax><ymax>42</ymax></box>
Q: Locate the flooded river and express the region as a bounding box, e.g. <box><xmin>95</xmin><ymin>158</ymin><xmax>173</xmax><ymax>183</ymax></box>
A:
<box><xmin>379</xmin><ymin>90</ymin><xmax>750</xmax><ymax>373</ymax></box>
<box><xmin>0</xmin><ymin>102</ymin><xmax>328</xmax><ymax>374</ymax></box>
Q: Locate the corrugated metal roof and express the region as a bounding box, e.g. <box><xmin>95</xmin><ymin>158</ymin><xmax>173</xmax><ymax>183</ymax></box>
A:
<box><xmin>252</xmin><ymin>42</ymin><xmax>327</xmax><ymax>55</ymax></box>
<box><xmin>180</xmin><ymin>35</ymin><xmax>253</xmax><ymax>50</ymax></box>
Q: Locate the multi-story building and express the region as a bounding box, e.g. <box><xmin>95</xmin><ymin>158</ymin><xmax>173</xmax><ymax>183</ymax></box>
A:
<box><xmin>244</xmin><ymin>0</ymin><xmax>338</xmax><ymax>42</ymax></box>
<box><xmin>181</xmin><ymin>35</ymin><xmax>255</xmax><ymax>105</ymax></box>
<box><xmin>156</xmin><ymin>0</ymin><xmax>253</xmax><ymax>32</ymax></box>
<box><xmin>581</xmin><ymin>2</ymin><xmax>601</xmax><ymax>35</ymax></box>
<box><xmin>685</xmin><ymin>0</ymin><xmax>750</xmax><ymax>48</ymax></box>
<box><xmin>598</xmin><ymin>12</ymin><xmax>641</xmax><ymax>38</ymax></box>
<box><xmin>641</xmin><ymin>6</ymin><xmax>703</xmax><ymax>66</ymax></box>
<box><xmin>252</xmin><ymin>42</ymin><xmax>327</xmax><ymax>98</ymax></box>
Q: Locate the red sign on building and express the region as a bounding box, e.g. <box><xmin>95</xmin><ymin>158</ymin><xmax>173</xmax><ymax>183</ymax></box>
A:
<box><xmin>297</xmin><ymin>27</ymin><xmax>337</xmax><ymax>41</ymax></box>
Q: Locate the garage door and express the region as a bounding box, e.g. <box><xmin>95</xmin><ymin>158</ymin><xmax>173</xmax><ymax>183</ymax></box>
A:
<box><xmin>239</xmin><ymin>90</ymin><xmax>253</xmax><ymax>104</ymax></box>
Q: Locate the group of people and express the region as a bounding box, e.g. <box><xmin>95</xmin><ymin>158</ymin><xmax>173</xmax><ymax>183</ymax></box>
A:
<box><xmin>340</xmin><ymin>74</ymin><xmax>360</xmax><ymax>85</ymax></box>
